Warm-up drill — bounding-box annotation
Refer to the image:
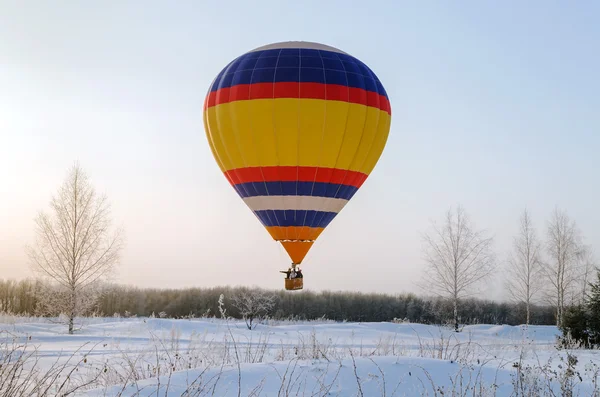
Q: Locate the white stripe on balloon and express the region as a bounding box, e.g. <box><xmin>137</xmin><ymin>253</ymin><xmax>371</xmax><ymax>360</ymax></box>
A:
<box><xmin>243</xmin><ymin>196</ymin><xmax>348</xmax><ymax>213</ymax></box>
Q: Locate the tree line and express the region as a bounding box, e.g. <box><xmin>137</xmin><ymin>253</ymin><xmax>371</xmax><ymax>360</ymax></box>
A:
<box><xmin>99</xmin><ymin>284</ymin><xmax>560</xmax><ymax>325</ymax></box>
<box><xmin>0</xmin><ymin>278</ymin><xmax>557</xmax><ymax>326</ymax></box>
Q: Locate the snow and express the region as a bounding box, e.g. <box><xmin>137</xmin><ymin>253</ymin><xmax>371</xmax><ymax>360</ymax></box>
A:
<box><xmin>0</xmin><ymin>317</ymin><xmax>598</xmax><ymax>396</ymax></box>
<box><xmin>87</xmin><ymin>356</ymin><xmax>518</xmax><ymax>396</ymax></box>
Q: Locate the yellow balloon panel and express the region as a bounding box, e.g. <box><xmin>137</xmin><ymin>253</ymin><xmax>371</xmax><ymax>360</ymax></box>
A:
<box><xmin>204</xmin><ymin>99</ymin><xmax>390</xmax><ymax>173</ymax></box>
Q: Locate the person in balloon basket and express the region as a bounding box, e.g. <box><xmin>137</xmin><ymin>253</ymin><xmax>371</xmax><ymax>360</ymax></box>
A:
<box><xmin>280</xmin><ymin>267</ymin><xmax>303</xmax><ymax>279</ymax></box>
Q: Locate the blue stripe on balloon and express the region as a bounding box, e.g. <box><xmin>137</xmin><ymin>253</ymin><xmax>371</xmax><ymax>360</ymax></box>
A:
<box><xmin>254</xmin><ymin>210</ymin><xmax>338</xmax><ymax>228</ymax></box>
<box><xmin>209</xmin><ymin>48</ymin><xmax>386</xmax><ymax>98</ymax></box>
<box><xmin>232</xmin><ymin>181</ymin><xmax>359</xmax><ymax>200</ymax></box>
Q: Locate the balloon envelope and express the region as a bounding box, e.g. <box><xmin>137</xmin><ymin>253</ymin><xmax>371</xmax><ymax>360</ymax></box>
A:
<box><xmin>203</xmin><ymin>41</ymin><xmax>391</xmax><ymax>265</ymax></box>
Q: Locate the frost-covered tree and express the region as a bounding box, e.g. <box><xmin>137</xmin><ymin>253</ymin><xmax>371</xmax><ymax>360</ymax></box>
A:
<box><xmin>543</xmin><ymin>208</ymin><xmax>583</xmax><ymax>326</ymax></box>
<box><xmin>505</xmin><ymin>209</ymin><xmax>543</xmax><ymax>325</ymax></box>
<box><xmin>573</xmin><ymin>246</ymin><xmax>597</xmax><ymax>306</ymax></box>
<box><xmin>420</xmin><ymin>205</ymin><xmax>495</xmax><ymax>332</ymax></box>
<box><xmin>230</xmin><ymin>289</ymin><xmax>277</xmax><ymax>330</ymax></box>
<box><xmin>34</xmin><ymin>281</ymin><xmax>105</xmax><ymax>320</ymax></box>
<box><xmin>26</xmin><ymin>163</ymin><xmax>124</xmax><ymax>334</ymax></box>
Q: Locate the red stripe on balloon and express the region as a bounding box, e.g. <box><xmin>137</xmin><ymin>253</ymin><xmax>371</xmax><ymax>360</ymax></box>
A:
<box><xmin>224</xmin><ymin>166</ymin><xmax>369</xmax><ymax>188</ymax></box>
<box><xmin>204</xmin><ymin>82</ymin><xmax>391</xmax><ymax>115</ymax></box>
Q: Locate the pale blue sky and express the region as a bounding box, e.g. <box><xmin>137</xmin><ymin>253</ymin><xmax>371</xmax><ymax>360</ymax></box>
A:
<box><xmin>1</xmin><ymin>1</ymin><xmax>598</xmax><ymax>299</ymax></box>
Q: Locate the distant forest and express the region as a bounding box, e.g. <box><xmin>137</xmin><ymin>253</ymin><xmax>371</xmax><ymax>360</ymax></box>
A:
<box><xmin>0</xmin><ymin>279</ymin><xmax>556</xmax><ymax>326</ymax></box>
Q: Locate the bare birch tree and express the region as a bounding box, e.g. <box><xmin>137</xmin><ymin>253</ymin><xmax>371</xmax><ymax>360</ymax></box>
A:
<box><xmin>420</xmin><ymin>205</ymin><xmax>495</xmax><ymax>332</ymax></box>
<box><xmin>543</xmin><ymin>208</ymin><xmax>583</xmax><ymax>326</ymax></box>
<box><xmin>26</xmin><ymin>163</ymin><xmax>124</xmax><ymax>334</ymax></box>
<box><xmin>504</xmin><ymin>209</ymin><xmax>543</xmax><ymax>325</ymax></box>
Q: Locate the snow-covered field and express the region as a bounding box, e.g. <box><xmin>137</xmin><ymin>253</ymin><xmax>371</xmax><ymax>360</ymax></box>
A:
<box><xmin>0</xmin><ymin>316</ymin><xmax>598</xmax><ymax>396</ymax></box>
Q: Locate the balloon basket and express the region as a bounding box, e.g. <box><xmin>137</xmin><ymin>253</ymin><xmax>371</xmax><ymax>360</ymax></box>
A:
<box><xmin>285</xmin><ymin>278</ymin><xmax>303</xmax><ymax>291</ymax></box>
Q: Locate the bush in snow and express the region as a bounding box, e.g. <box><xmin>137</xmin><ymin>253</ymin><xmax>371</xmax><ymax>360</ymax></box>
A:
<box><xmin>559</xmin><ymin>269</ymin><xmax>600</xmax><ymax>349</ymax></box>
<box><xmin>230</xmin><ymin>289</ymin><xmax>277</xmax><ymax>330</ymax></box>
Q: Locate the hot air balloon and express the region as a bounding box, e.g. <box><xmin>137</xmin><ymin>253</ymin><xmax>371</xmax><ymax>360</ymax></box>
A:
<box><xmin>203</xmin><ymin>41</ymin><xmax>391</xmax><ymax>290</ymax></box>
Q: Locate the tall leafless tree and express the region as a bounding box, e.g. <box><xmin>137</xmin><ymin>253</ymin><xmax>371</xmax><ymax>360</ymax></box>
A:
<box><xmin>543</xmin><ymin>208</ymin><xmax>583</xmax><ymax>326</ymax></box>
<box><xmin>504</xmin><ymin>209</ymin><xmax>543</xmax><ymax>325</ymax></box>
<box><xmin>420</xmin><ymin>205</ymin><xmax>495</xmax><ymax>332</ymax></box>
<box><xmin>26</xmin><ymin>163</ymin><xmax>124</xmax><ymax>334</ymax></box>
<box><xmin>573</xmin><ymin>245</ymin><xmax>597</xmax><ymax>305</ymax></box>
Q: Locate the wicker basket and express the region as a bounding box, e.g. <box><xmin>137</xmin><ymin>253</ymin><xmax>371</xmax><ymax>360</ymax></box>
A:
<box><xmin>285</xmin><ymin>278</ymin><xmax>303</xmax><ymax>291</ymax></box>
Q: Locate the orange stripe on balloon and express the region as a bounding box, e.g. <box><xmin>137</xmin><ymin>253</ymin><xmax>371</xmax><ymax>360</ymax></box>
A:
<box><xmin>266</xmin><ymin>226</ymin><xmax>325</xmax><ymax>241</ymax></box>
<box><xmin>281</xmin><ymin>241</ymin><xmax>314</xmax><ymax>264</ymax></box>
